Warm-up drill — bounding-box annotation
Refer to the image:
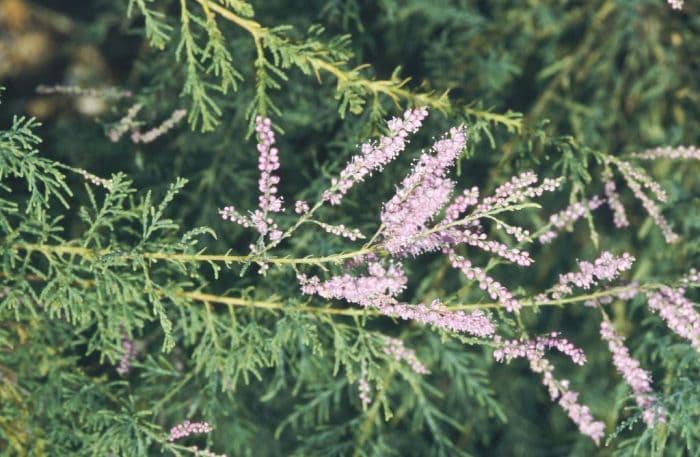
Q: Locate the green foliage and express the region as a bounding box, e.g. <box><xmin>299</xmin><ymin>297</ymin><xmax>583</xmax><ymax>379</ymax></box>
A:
<box><xmin>1</xmin><ymin>1</ymin><xmax>700</xmax><ymax>456</ymax></box>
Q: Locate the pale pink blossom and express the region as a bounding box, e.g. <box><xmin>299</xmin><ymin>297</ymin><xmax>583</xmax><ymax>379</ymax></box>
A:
<box><xmin>315</xmin><ymin>221</ymin><xmax>365</xmax><ymax>240</ymax></box>
<box><xmin>476</xmin><ymin>172</ymin><xmax>562</xmax><ymax>214</ymax></box>
<box><xmin>646</xmin><ymin>287</ymin><xmax>700</xmax><ymax>350</ymax></box>
<box><xmin>294</xmin><ymin>200</ymin><xmax>310</xmax><ymax>214</ymax></box>
<box><xmin>494</xmin><ymin>335</ymin><xmax>604</xmax><ymax>444</ymax></box>
<box><xmin>298</xmin><ymin>262</ymin><xmax>495</xmax><ymax>337</ymax></box>
<box><xmin>168</xmin><ymin>420</ymin><xmax>212</xmax><ymax>442</ymax></box>
<box><xmin>323</xmin><ymin>108</ymin><xmax>428</xmax><ymax>205</ymax></box>
<box><xmin>447</xmin><ymin>250</ymin><xmax>520</xmax><ymax>312</ymax></box>
<box><xmin>77</xmin><ymin>168</ymin><xmax>113</xmax><ymax>189</ymax></box>
<box><xmin>603</xmin><ymin>171</ymin><xmax>629</xmax><ymax>228</ymax></box>
<box><xmin>383</xmin><ymin>336</ymin><xmax>428</xmax><ymax>374</ymax></box>
<box><xmin>219</xmin><ymin>116</ymin><xmax>285</xmax><ymax>241</ymax></box>
<box><xmin>130</xmin><ymin>109</ymin><xmax>186</xmax><ymax>144</ymax></box>
<box><xmin>381</xmin><ymin>126</ymin><xmax>466</xmax><ymax>255</ymax></box>
<box><xmin>600</xmin><ymin>320</ymin><xmax>665</xmax><ymax>426</ymax></box>
<box><xmin>632</xmin><ymin>145</ymin><xmax>699</xmax><ymax>161</ymax></box>
<box><xmin>116</xmin><ymin>334</ymin><xmax>137</xmax><ymax>376</ymax></box>
<box><xmin>379</xmin><ymin>299</ymin><xmax>496</xmax><ymax>337</ymax></box>
<box><xmin>297</xmin><ymin>262</ymin><xmax>407</xmax><ymax>305</ymax></box>
<box><xmin>539</xmin><ymin>196</ymin><xmax>604</xmax><ymax>244</ymax></box>
<box><xmin>551</xmin><ymin>252</ymin><xmax>634</xmax><ymax>299</ymax></box>
<box><xmin>683</xmin><ymin>269</ymin><xmax>700</xmax><ymax>285</ymax></box>
<box><xmin>614</xmin><ymin>159</ymin><xmax>677</xmax><ymax>243</ymax></box>
<box><xmin>107</xmin><ymin>103</ymin><xmax>142</xmax><ymax>142</ymax></box>
<box><xmin>358</xmin><ymin>365</ymin><xmax>372</xmax><ymax>408</ymax></box>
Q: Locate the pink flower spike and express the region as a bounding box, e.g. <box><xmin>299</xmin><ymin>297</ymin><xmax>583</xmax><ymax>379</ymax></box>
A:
<box><xmin>297</xmin><ymin>262</ymin><xmax>407</xmax><ymax>305</ymax></box>
<box><xmin>539</xmin><ymin>196</ymin><xmax>605</xmax><ymax>244</ymax></box>
<box><xmin>493</xmin><ymin>335</ymin><xmax>604</xmax><ymax>444</ymax></box>
<box><xmin>116</xmin><ymin>334</ymin><xmax>137</xmax><ymax>376</ymax></box>
<box><xmin>255</xmin><ymin>116</ymin><xmax>284</xmax><ymax>214</ymax></box>
<box><xmin>646</xmin><ymin>287</ymin><xmax>700</xmax><ymax>350</ymax></box>
<box><xmin>383</xmin><ymin>336</ymin><xmax>429</xmax><ymax>374</ymax></box>
<box><xmin>603</xmin><ymin>172</ymin><xmax>629</xmax><ymax>228</ymax></box>
<box><xmin>443</xmin><ymin>187</ymin><xmax>479</xmax><ymax>223</ymax></box>
<box><xmin>493</xmin><ymin>333</ymin><xmax>586</xmax><ymax>366</ymax></box>
<box><xmin>551</xmin><ymin>252</ymin><xmax>634</xmax><ymax>299</ymax></box>
<box><xmin>600</xmin><ymin>320</ymin><xmax>666</xmax><ymax>426</ymax></box>
<box><xmin>379</xmin><ymin>300</ymin><xmax>496</xmax><ymax>337</ymax></box>
<box><xmin>107</xmin><ymin>104</ymin><xmax>142</xmax><ymax>142</ymax></box>
<box><xmin>476</xmin><ymin>172</ymin><xmax>562</xmax><ymax>214</ymax></box>
<box><xmin>323</xmin><ymin>107</ymin><xmax>428</xmax><ymax>205</ymax></box>
<box><xmin>218</xmin><ymin>116</ymin><xmax>285</xmax><ymax>241</ymax></box>
<box><xmin>683</xmin><ymin>269</ymin><xmax>700</xmax><ymax>285</ymax></box>
<box><xmin>297</xmin><ymin>262</ymin><xmax>495</xmax><ymax>338</ymax></box>
<box><xmin>358</xmin><ymin>364</ymin><xmax>372</xmax><ymax>408</ymax></box>
<box><xmin>315</xmin><ymin>221</ymin><xmax>365</xmax><ymax>241</ymax></box>
<box><xmin>448</xmin><ymin>250</ymin><xmax>521</xmax><ymax>312</ymax></box>
<box><xmin>632</xmin><ymin>145</ymin><xmax>699</xmax><ymax>161</ymax></box>
<box><xmin>168</xmin><ymin>420</ymin><xmax>212</xmax><ymax>442</ymax></box>
<box><xmin>615</xmin><ymin>161</ymin><xmax>677</xmax><ymax>243</ymax></box>
<box><xmin>381</xmin><ymin>126</ymin><xmax>467</xmax><ymax>255</ymax></box>
<box><xmin>130</xmin><ymin>109</ymin><xmax>186</xmax><ymax>144</ymax></box>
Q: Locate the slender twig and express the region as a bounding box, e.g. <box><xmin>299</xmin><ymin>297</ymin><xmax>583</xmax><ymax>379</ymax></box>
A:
<box><xmin>12</xmin><ymin>242</ymin><xmax>371</xmax><ymax>266</ymax></box>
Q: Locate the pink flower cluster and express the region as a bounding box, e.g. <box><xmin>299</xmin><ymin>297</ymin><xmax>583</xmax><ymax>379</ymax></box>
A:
<box><xmin>617</xmin><ymin>161</ymin><xmax>667</xmax><ymax>202</ymax></box>
<box><xmin>294</xmin><ymin>200</ymin><xmax>310</xmax><ymax>214</ymax></box>
<box><xmin>219</xmin><ymin>116</ymin><xmax>284</xmax><ymax>241</ymax></box>
<box><xmin>315</xmin><ymin>222</ymin><xmax>365</xmax><ymax>241</ymax></box>
<box><xmin>556</xmin><ymin>386</ymin><xmax>605</xmax><ymax>445</ymax></box>
<box><xmin>383</xmin><ymin>336</ymin><xmax>428</xmax><ymax>374</ymax></box>
<box><xmin>358</xmin><ymin>364</ymin><xmax>372</xmax><ymax>408</ymax></box>
<box><xmin>447</xmin><ymin>250</ymin><xmax>520</xmax><ymax>312</ymax></box>
<box><xmin>667</xmin><ymin>0</ymin><xmax>683</xmax><ymax>10</ymax></box>
<box><xmin>599</xmin><ymin>321</ymin><xmax>666</xmax><ymax>426</ymax></box>
<box><xmin>551</xmin><ymin>252</ymin><xmax>634</xmax><ymax>299</ymax></box>
<box><xmin>381</xmin><ymin>300</ymin><xmax>496</xmax><ymax>337</ymax></box>
<box><xmin>255</xmin><ymin>117</ymin><xmax>284</xmax><ymax>214</ymax></box>
<box><xmin>130</xmin><ymin>109</ymin><xmax>187</xmax><ymax>144</ymax></box>
<box><xmin>116</xmin><ymin>334</ymin><xmax>137</xmax><ymax>376</ymax></box>
<box><xmin>37</xmin><ymin>83</ymin><xmax>133</xmax><ymax>98</ymax></box>
<box><xmin>538</xmin><ymin>196</ymin><xmax>604</xmax><ymax>244</ymax></box>
<box><xmin>602</xmin><ymin>171</ymin><xmax>629</xmax><ymax>228</ymax></box>
<box><xmin>615</xmin><ymin>159</ymin><xmax>677</xmax><ymax>243</ymax></box>
<box><xmin>646</xmin><ymin>287</ymin><xmax>700</xmax><ymax>350</ymax></box>
<box><xmin>322</xmin><ymin>108</ymin><xmax>428</xmax><ymax>205</ymax></box>
<box><xmin>297</xmin><ymin>114</ymin><xmax>567</xmax><ymax>318</ymax></box>
<box><xmin>437</xmin><ymin>171</ymin><xmax>561</xmax><ymax>262</ymax></box>
<box><xmin>458</xmin><ymin>231</ymin><xmax>532</xmax><ymax>266</ymax></box>
<box><xmin>476</xmin><ymin>171</ymin><xmax>562</xmax><ymax>214</ymax></box>
<box><xmin>683</xmin><ymin>268</ymin><xmax>700</xmax><ymax>285</ymax></box>
<box><xmin>444</xmin><ymin>187</ymin><xmax>479</xmax><ymax>223</ymax></box>
<box><xmin>168</xmin><ymin>420</ymin><xmax>212</xmax><ymax>442</ymax></box>
<box><xmin>493</xmin><ymin>332</ymin><xmax>586</xmax><ymax>366</ymax></box>
<box><xmin>632</xmin><ymin>145</ymin><xmax>699</xmax><ymax>161</ymax></box>
<box><xmin>77</xmin><ymin>168</ymin><xmax>113</xmax><ymax>189</ymax></box>
<box><xmin>381</xmin><ymin>126</ymin><xmax>466</xmax><ymax>255</ymax></box>
<box><xmin>108</xmin><ymin>104</ymin><xmax>142</xmax><ymax>142</ymax></box>
<box><xmin>298</xmin><ymin>262</ymin><xmax>495</xmax><ymax>337</ymax></box>
<box><xmin>494</xmin><ymin>334</ymin><xmax>604</xmax><ymax>444</ymax></box>
<box><xmin>108</xmin><ymin>105</ymin><xmax>186</xmax><ymax>144</ymax></box>
<box><xmin>298</xmin><ymin>262</ymin><xmax>407</xmax><ymax>306</ymax></box>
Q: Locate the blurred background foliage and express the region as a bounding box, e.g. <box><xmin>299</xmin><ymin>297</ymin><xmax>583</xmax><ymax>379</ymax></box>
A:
<box><xmin>1</xmin><ymin>0</ymin><xmax>699</xmax><ymax>455</ymax></box>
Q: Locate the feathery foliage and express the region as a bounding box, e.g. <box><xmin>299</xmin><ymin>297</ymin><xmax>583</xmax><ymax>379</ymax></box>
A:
<box><xmin>1</xmin><ymin>0</ymin><xmax>699</xmax><ymax>455</ymax></box>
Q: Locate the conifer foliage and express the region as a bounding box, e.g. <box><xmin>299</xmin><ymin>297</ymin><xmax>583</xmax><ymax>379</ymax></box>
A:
<box><xmin>1</xmin><ymin>0</ymin><xmax>699</xmax><ymax>455</ymax></box>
